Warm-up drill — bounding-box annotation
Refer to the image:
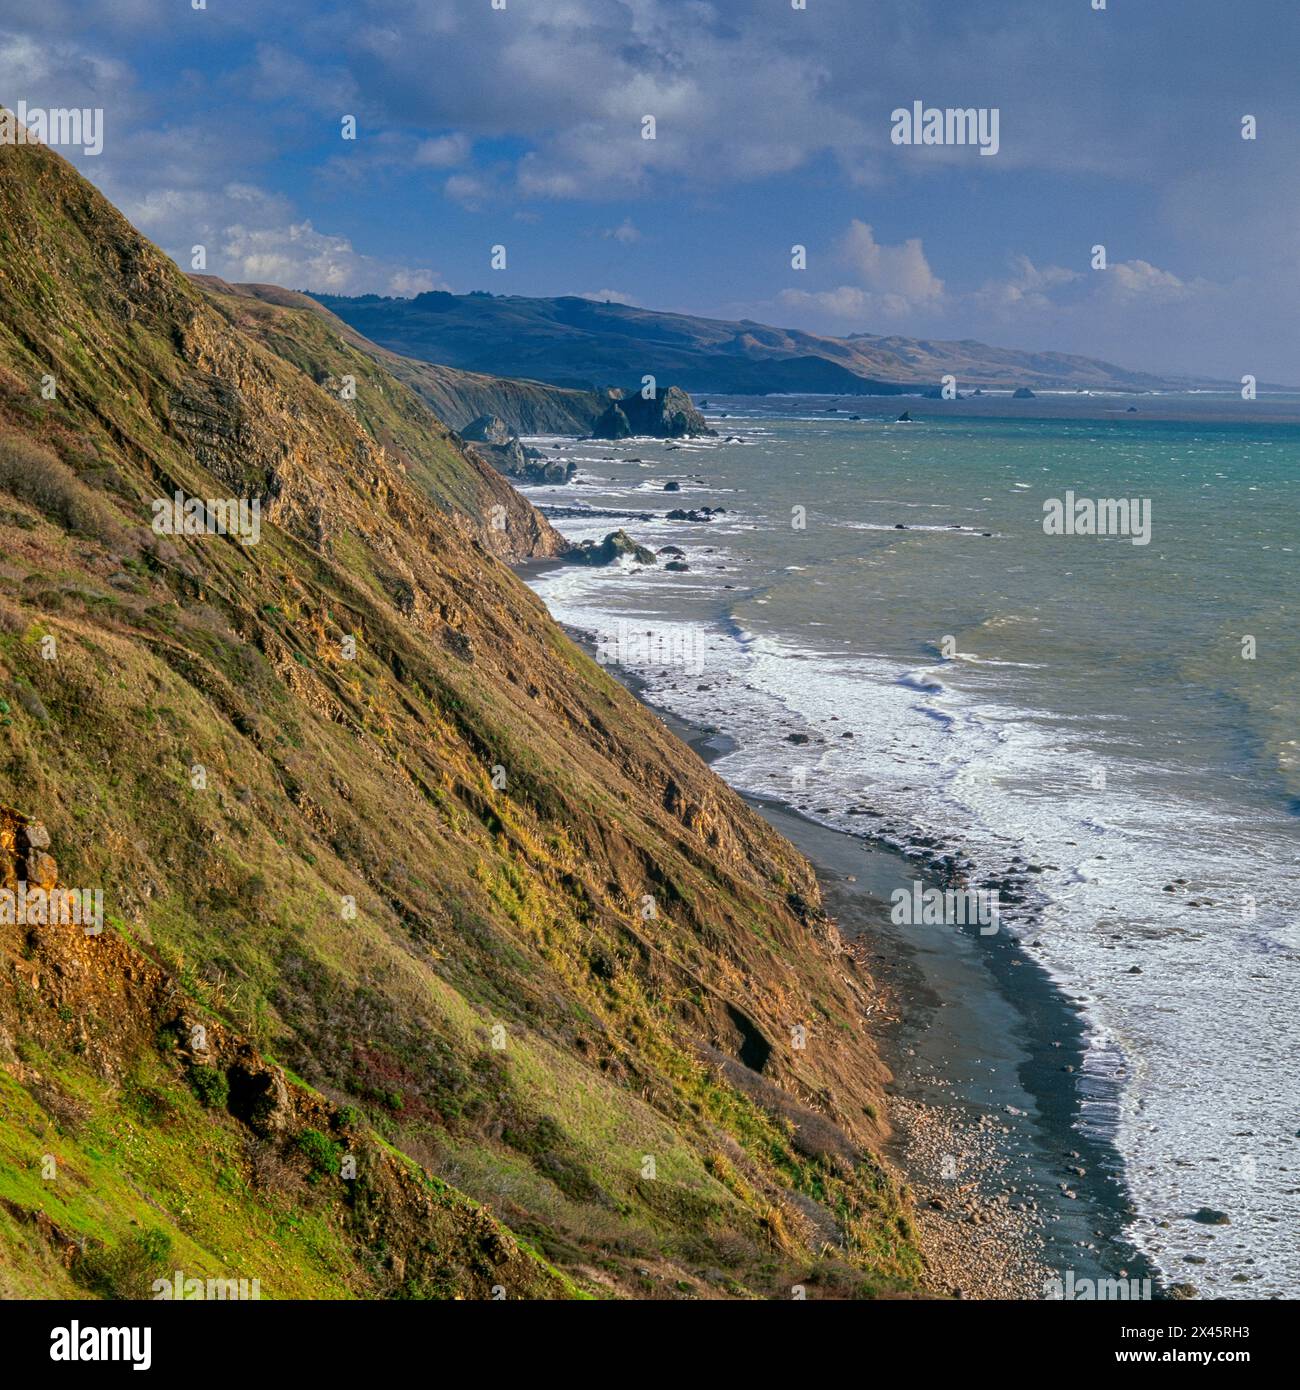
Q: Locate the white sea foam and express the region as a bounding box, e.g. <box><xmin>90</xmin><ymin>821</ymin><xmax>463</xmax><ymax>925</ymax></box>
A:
<box><xmin>526</xmin><ymin>541</ymin><xmax>1300</xmax><ymax>1300</ymax></box>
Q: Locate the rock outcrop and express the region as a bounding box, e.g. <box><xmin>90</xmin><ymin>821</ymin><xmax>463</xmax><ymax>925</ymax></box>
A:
<box><xmin>460</xmin><ymin>414</ymin><xmax>515</xmax><ymax>447</ymax></box>
<box><xmin>591</xmin><ymin>386</ymin><xmax>714</xmax><ymax>440</ymax></box>
<box><xmin>565</xmin><ymin>529</ymin><xmax>657</xmax><ymax>566</ymax></box>
<box><xmin>459</xmin><ymin>415</ymin><xmax>577</xmax><ymax>486</ymax></box>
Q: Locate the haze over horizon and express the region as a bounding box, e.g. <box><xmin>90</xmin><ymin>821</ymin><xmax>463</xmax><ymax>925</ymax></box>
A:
<box><xmin>3</xmin><ymin>0</ymin><xmax>1296</xmax><ymax>382</ymax></box>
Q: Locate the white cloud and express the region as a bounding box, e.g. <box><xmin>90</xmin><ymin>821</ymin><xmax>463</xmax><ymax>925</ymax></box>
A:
<box><xmin>771</xmin><ymin>228</ymin><xmax>1235</xmax><ymax>379</ymax></box>
<box><xmin>444</xmin><ymin>172</ymin><xmax>495</xmax><ymax>208</ymax></box>
<box><xmin>777</xmin><ymin>286</ymin><xmax>871</xmax><ymax>320</ymax></box>
<box><xmin>0</xmin><ymin>30</ymin><xmax>131</xmax><ymax>97</ymax></box>
<box><xmin>602</xmin><ymin>217</ymin><xmax>641</xmax><ymax>244</ymax></box>
<box><xmin>969</xmin><ymin>254</ymin><xmax>1082</xmax><ymax>315</ymax></box>
<box><xmin>577</xmin><ymin>288</ymin><xmax>638</xmax><ymax>306</ymax></box>
<box><xmin>222</xmin><ymin>219</ymin><xmax>378</xmax><ymax>291</ymax></box>
<box><xmin>840</xmin><ymin>220</ymin><xmax>944</xmax><ymax>307</ymax></box>
<box><xmin>413</xmin><ymin>133</ymin><xmax>470</xmax><ymax>168</ymax></box>
<box><xmin>516</xmin><ymin>154</ymin><xmax>582</xmax><ymax>200</ymax></box>
<box><xmin>778</xmin><ymin>222</ymin><xmax>945</xmax><ymax>324</ymax></box>
<box><xmin>1104</xmin><ymin>259</ymin><xmax>1193</xmax><ymax>303</ymax></box>
<box><xmin>110</xmin><ymin>180</ymin><xmax>444</xmax><ymax>295</ymax></box>
<box><xmin>387</xmin><ymin>267</ymin><xmax>442</xmax><ymax>296</ymax></box>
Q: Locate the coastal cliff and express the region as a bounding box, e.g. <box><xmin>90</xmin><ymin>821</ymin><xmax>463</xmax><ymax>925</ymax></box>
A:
<box><xmin>195</xmin><ymin>280</ymin><xmax>609</xmax><ymax>438</ymax></box>
<box><xmin>0</xmin><ymin>130</ymin><xmax>922</xmax><ymax>1299</ymax></box>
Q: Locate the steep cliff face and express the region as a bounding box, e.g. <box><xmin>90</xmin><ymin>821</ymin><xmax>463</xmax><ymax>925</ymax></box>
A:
<box><xmin>187</xmin><ymin>278</ymin><xmax>568</xmax><ymax>561</ymax></box>
<box><xmin>0</xmin><ymin>132</ymin><xmax>921</xmax><ymax>1299</ymax></box>
<box><xmin>196</xmin><ymin>281</ymin><xmax>607</xmax><ymax>438</ymax></box>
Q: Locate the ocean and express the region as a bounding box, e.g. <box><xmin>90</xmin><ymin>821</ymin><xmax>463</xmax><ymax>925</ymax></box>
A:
<box><xmin>518</xmin><ymin>392</ymin><xmax>1300</xmax><ymax>1299</ymax></box>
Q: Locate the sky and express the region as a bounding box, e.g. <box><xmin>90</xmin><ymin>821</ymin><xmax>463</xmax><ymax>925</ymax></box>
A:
<box><xmin>2</xmin><ymin>0</ymin><xmax>1298</xmax><ymax>381</ymax></box>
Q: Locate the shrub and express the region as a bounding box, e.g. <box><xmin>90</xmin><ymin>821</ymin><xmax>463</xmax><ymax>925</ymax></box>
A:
<box><xmin>76</xmin><ymin>1229</ymin><xmax>173</xmax><ymax>1299</ymax></box>
<box><xmin>0</xmin><ymin>430</ymin><xmax>129</xmax><ymax>547</ymax></box>
<box><xmin>296</xmin><ymin>1127</ymin><xmax>343</xmax><ymax>1179</ymax></box>
<box><xmin>0</xmin><ymin>595</ymin><xmax>26</xmax><ymax>635</ymax></box>
<box><xmin>243</xmin><ymin>1136</ymin><xmax>306</xmax><ymax>1196</ymax></box>
<box><xmin>187</xmin><ymin>1063</ymin><xmax>230</xmax><ymax>1110</ymax></box>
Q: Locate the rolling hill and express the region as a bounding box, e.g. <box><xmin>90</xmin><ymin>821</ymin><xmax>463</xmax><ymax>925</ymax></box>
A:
<box><xmin>315</xmin><ymin>289</ymin><xmax>1211</xmax><ymax>396</ymax></box>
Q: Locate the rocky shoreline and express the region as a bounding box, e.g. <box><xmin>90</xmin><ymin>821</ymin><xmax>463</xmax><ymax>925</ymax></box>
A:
<box><xmin>530</xmin><ymin>612</ymin><xmax>1162</xmax><ymax>1300</ymax></box>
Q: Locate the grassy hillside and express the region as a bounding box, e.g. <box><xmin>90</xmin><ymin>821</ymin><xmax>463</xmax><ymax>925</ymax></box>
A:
<box><xmin>0</xmin><ymin>130</ymin><xmax>924</xmax><ymax>1299</ymax></box>
<box><xmin>197</xmin><ymin>280</ymin><xmax>606</xmax><ymax>438</ymax></box>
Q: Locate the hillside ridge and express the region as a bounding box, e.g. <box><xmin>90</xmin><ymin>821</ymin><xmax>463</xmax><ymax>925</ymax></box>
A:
<box><xmin>0</xmin><ymin>127</ymin><xmax>925</xmax><ymax>1299</ymax></box>
<box><xmin>315</xmin><ymin>288</ymin><xmax>1218</xmax><ymax>395</ymax></box>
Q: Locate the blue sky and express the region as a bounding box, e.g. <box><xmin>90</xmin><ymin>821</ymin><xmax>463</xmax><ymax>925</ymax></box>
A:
<box><xmin>4</xmin><ymin>0</ymin><xmax>1298</xmax><ymax>380</ymax></box>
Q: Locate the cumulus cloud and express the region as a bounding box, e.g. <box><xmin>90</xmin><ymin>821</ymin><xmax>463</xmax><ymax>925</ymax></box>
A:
<box><xmin>777</xmin><ymin>285</ymin><xmax>871</xmax><ymax>321</ymax></box>
<box><xmin>1104</xmin><ymin>259</ymin><xmax>1193</xmax><ymax>303</ymax></box>
<box><xmin>969</xmin><ymin>254</ymin><xmax>1204</xmax><ymax>322</ymax></box>
<box><xmin>771</xmin><ymin>228</ymin><xmax>1229</xmax><ymax>378</ymax></box>
<box><xmin>385</xmin><ymin>267</ymin><xmax>443</xmax><ymax>296</ymax></box>
<box><xmin>444</xmin><ymin>172</ymin><xmax>496</xmax><ymax>209</ymax></box>
<box><xmin>107</xmin><ymin>180</ymin><xmax>445</xmax><ymax>295</ymax></box>
<box><xmin>969</xmin><ymin>255</ymin><xmax>1082</xmax><ymax>315</ymax></box>
<box><xmin>840</xmin><ymin>220</ymin><xmax>944</xmax><ymax>307</ymax></box>
<box><xmin>219</xmin><ymin>218</ymin><xmax>443</xmax><ymax>294</ymax></box>
<box><xmin>343</xmin><ymin>0</ymin><xmax>881</xmax><ymax>198</ymax></box>
<box><xmin>778</xmin><ymin>222</ymin><xmax>944</xmax><ymax>323</ymax></box>
<box><xmin>323</xmin><ymin>0</ymin><xmax>1285</xmax><ymax>198</ymax></box>
<box><xmin>0</xmin><ymin>29</ymin><xmax>131</xmax><ymax>98</ymax></box>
